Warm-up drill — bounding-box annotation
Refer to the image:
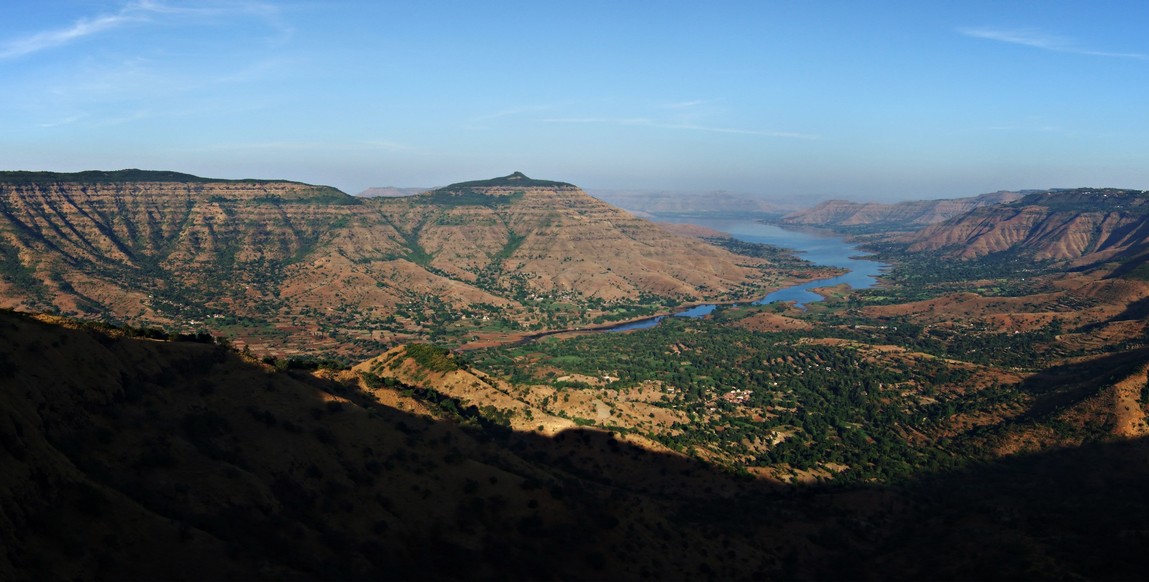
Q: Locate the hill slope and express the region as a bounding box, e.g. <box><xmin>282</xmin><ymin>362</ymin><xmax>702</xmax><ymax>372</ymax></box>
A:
<box><xmin>900</xmin><ymin>188</ymin><xmax>1149</xmax><ymax>268</ymax></box>
<box><xmin>0</xmin><ymin>309</ymin><xmax>768</xmax><ymax>579</ymax></box>
<box><xmin>0</xmin><ymin>170</ymin><xmax>800</xmax><ymax>357</ymax></box>
<box><xmin>781</xmin><ymin>191</ymin><xmax>1023</xmax><ymax>231</ymax></box>
<box><xmin>5</xmin><ymin>309</ymin><xmax>1149</xmax><ymax>580</ymax></box>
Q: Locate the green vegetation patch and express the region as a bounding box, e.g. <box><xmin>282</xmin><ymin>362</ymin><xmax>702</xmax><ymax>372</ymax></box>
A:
<box><xmin>703</xmin><ymin>236</ymin><xmax>819</xmax><ymax>270</ymax></box>
<box><xmin>859</xmin><ymin>245</ymin><xmax>1056</xmax><ymax>302</ymax></box>
<box><xmin>417</xmin><ymin>172</ymin><xmax>574</xmax><ymax>207</ymax></box>
<box><xmin>1109</xmin><ymin>256</ymin><xmax>1149</xmax><ymax>281</ymax></box>
<box><xmin>494</xmin><ymin>231</ymin><xmax>527</xmax><ymax>261</ymax></box>
<box><xmin>404</xmin><ymin>343</ymin><xmax>461</xmax><ymax>373</ymax></box>
<box><xmin>467</xmin><ymin>317</ymin><xmax>986</xmax><ymax>482</ymax></box>
<box><xmin>250</xmin><ymin>188</ymin><xmax>360</xmax><ymax>206</ymax></box>
<box><xmin>0</xmin><ymin>238</ymin><xmax>47</xmax><ymax>304</ymax></box>
<box><xmin>1010</xmin><ymin>188</ymin><xmax>1149</xmax><ymax>213</ymax></box>
<box><xmin>416</xmin><ymin>188</ymin><xmax>525</xmax><ymax>208</ymax></box>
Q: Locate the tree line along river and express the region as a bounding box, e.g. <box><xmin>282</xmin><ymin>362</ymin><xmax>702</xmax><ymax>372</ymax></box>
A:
<box><xmin>600</xmin><ymin>218</ymin><xmax>887</xmax><ymax>332</ymax></box>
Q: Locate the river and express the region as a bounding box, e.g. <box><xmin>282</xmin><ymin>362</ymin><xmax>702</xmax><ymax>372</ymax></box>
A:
<box><xmin>601</xmin><ymin>218</ymin><xmax>886</xmax><ymax>332</ymax></box>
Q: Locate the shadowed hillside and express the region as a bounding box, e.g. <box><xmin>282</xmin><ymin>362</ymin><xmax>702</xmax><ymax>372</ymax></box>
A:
<box><xmin>3</xmin><ymin>309</ymin><xmax>1149</xmax><ymax>580</ymax></box>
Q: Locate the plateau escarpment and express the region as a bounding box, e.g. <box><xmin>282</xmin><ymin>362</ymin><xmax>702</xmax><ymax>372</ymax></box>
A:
<box><xmin>901</xmin><ymin>188</ymin><xmax>1149</xmax><ymax>266</ymax></box>
<box><xmin>0</xmin><ymin>170</ymin><xmax>803</xmax><ymax>357</ymax></box>
<box><xmin>0</xmin><ymin>171</ymin><xmax>355</xmax><ymax>321</ymax></box>
<box><xmin>781</xmin><ymin>190</ymin><xmax>1023</xmax><ymax>231</ymax></box>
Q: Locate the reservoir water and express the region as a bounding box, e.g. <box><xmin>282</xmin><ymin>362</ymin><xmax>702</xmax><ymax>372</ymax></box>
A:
<box><xmin>602</xmin><ymin>218</ymin><xmax>886</xmax><ymax>332</ymax></box>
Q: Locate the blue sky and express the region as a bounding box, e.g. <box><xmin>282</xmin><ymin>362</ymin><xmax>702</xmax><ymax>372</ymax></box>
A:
<box><xmin>2</xmin><ymin>1</ymin><xmax>1148</xmax><ymax>202</ymax></box>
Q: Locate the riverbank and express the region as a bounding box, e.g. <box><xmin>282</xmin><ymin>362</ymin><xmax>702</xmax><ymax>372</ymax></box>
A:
<box><xmin>455</xmin><ymin>275</ymin><xmax>849</xmax><ymax>351</ymax></box>
<box><xmin>456</xmin><ymin>219</ymin><xmax>886</xmax><ymax>350</ymax></box>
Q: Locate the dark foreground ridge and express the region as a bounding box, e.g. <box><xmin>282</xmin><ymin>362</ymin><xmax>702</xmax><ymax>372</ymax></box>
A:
<box><xmin>2</xmin><ymin>309</ymin><xmax>1148</xmax><ymax>580</ymax></box>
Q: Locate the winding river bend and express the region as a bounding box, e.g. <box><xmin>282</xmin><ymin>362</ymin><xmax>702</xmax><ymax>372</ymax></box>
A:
<box><xmin>601</xmin><ymin>218</ymin><xmax>887</xmax><ymax>332</ymax></box>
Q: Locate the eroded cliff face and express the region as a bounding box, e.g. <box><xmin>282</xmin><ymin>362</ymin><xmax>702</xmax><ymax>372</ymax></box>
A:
<box><xmin>781</xmin><ymin>191</ymin><xmax>1023</xmax><ymax>230</ymax></box>
<box><xmin>277</xmin><ymin>178</ymin><xmax>793</xmax><ymax>351</ymax></box>
<box><xmin>0</xmin><ymin>179</ymin><xmax>357</xmax><ymax>319</ymax></box>
<box><xmin>0</xmin><ymin>172</ymin><xmax>793</xmax><ymax>356</ymax></box>
<box><xmin>902</xmin><ymin>189</ymin><xmax>1149</xmax><ymax>264</ymax></box>
<box><xmin>402</xmin><ymin>183</ymin><xmax>769</xmax><ymax>299</ymax></box>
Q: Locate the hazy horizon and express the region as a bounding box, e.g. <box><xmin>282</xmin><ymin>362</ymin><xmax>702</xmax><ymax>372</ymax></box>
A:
<box><xmin>4</xmin><ymin>1</ymin><xmax>1147</xmax><ymax>202</ymax></box>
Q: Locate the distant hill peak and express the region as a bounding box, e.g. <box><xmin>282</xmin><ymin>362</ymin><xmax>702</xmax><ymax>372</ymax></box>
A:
<box><xmin>434</xmin><ymin>172</ymin><xmax>576</xmax><ymax>192</ymax></box>
<box><xmin>0</xmin><ymin>169</ymin><xmax>341</xmax><ymax>190</ymax></box>
<box><xmin>0</xmin><ymin>169</ymin><xmax>217</xmax><ymax>185</ymax></box>
<box><xmin>0</xmin><ymin>168</ymin><xmax>356</xmax><ymax>204</ymax></box>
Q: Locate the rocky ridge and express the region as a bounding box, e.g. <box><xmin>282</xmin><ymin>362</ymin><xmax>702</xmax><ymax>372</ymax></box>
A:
<box><xmin>900</xmin><ymin>188</ymin><xmax>1149</xmax><ymax>266</ymax></box>
<box><xmin>781</xmin><ymin>190</ymin><xmax>1023</xmax><ymax>231</ymax></box>
<box><xmin>0</xmin><ymin>170</ymin><xmax>800</xmax><ymax>357</ymax></box>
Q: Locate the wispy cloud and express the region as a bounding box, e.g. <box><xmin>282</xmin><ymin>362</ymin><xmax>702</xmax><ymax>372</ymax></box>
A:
<box><xmin>0</xmin><ymin>0</ymin><xmax>288</xmax><ymax>60</ymax></box>
<box><xmin>7</xmin><ymin>2</ymin><xmax>296</xmax><ymax>129</ymax></box>
<box><xmin>362</xmin><ymin>140</ymin><xmax>414</xmax><ymax>152</ymax></box>
<box><xmin>465</xmin><ymin>104</ymin><xmax>561</xmax><ymax>129</ymax></box>
<box><xmin>959</xmin><ymin>26</ymin><xmax>1149</xmax><ymax>60</ymax></box>
<box><xmin>469</xmin><ymin>99</ymin><xmax>816</xmax><ymax>139</ymax></box>
<box><xmin>542</xmin><ymin>117</ymin><xmax>649</xmax><ymax>125</ymax></box>
<box><xmin>89</xmin><ymin>108</ymin><xmax>156</xmax><ymax>128</ymax></box>
<box><xmin>187</xmin><ymin>140</ymin><xmax>416</xmax><ymax>153</ymax></box>
<box><xmin>37</xmin><ymin>114</ymin><xmax>89</xmax><ymax>128</ymax></box>
<box><xmin>988</xmin><ymin>124</ymin><xmax>1061</xmax><ymax>132</ymax></box>
<box><xmin>542</xmin><ymin>116</ymin><xmax>818</xmax><ymax>139</ymax></box>
<box><xmin>659</xmin><ymin>123</ymin><xmax>816</xmax><ymax>139</ymax></box>
<box><xmin>0</xmin><ymin>11</ymin><xmax>141</xmax><ymax>59</ymax></box>
<box><xmin>661</xmin><ymin>99</ymin><xmax>708</xmax><ymax>109</ymax></box>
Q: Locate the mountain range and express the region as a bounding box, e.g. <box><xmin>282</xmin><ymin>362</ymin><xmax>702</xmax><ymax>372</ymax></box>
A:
<box><xmin>5</xmin><ymin>168</ymin><xmax>1149</xmax><ymax>579</ymax></box>
<box><xmin>0</xmin><ymin>170</ymin><xmax>805</xmax><ymax>358</ymax></box>
<box><xmin>780</xmin><ymin>190</ymin><xmax>1025</xmax><ymax>231</ymax></box>
<box><xmin>900</xmin><ymin>188</ymin><xmax>1149</xmax><ymax>267</ymax></box>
